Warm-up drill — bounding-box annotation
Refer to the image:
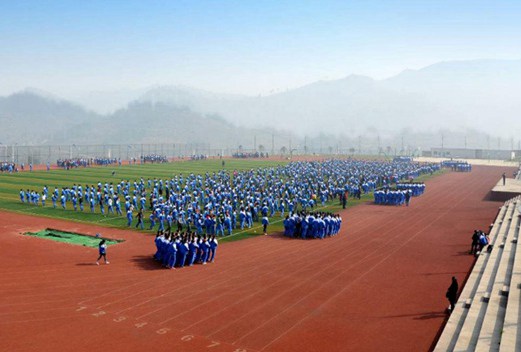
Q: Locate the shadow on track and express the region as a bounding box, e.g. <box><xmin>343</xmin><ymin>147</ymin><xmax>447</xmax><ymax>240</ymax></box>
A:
<box><xmin>130</xmin><ymin>255</ymin><xmax>165</xmax><ymax>270</ymax></box>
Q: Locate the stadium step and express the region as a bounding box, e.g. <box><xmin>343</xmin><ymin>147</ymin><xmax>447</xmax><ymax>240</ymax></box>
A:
<box><xmin>434</xmin><ymin>204</ymin><xmax>509</xmax><ymax>351</ymax></box>
<box><xmin>474</xmin><ymin>199</ymin><xmax>520</xmax><ymax>351</ymax></box>
<box><xmin>499</xmin><ymin>199</ymin><xmax>521</xmax><ymax>352</ymax></box>
<box><xmin>435</xmin><ymin>196</ymin><xmax>521</xmax><ymax>352</ymax></box>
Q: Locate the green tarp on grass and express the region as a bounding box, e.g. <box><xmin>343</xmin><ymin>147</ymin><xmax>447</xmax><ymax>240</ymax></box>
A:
<box><xmin>24</xmin><ymin>228</ymin><xmax>122</xmax><ymax>248</ymax></box>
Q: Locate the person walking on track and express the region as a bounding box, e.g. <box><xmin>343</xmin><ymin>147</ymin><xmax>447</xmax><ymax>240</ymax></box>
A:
<box><xmin>96</xmin><ymin>239</ymin><xmax>109</xmax><ymax>265</ymax></box>
<box><xmin>446</xmin><ymin>276</ymin><xmax>458</xmax><ymax>313</ymax></box>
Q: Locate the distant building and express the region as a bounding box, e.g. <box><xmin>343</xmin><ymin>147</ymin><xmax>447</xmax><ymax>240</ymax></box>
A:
<box><xmin>424</xmin><ymin>148</ymin><xmax>519</xmax><ymax>160</ymax></box>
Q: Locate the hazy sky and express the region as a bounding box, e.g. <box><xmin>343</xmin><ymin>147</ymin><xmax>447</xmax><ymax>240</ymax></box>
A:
<box><xmin>1</xmin><ymin>0</ymin><xmax>521</xmax><ymax>96</ymax></box>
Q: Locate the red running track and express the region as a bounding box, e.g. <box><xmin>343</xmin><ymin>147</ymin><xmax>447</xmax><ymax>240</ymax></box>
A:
<box><xmin>0</xmin><ymin>165</ymin><xmax>513</xmax><ymax>352</ymax></box>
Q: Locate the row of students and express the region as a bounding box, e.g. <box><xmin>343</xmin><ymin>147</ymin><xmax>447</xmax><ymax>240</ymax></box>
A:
<box><xmin>283</xmin><ymin>212</ymin><xmax>342</xmax><ymax>239</ymax></box>
<box><xmin>374</xmin><ymin>189</ymin><xmax>412</xmax><ymax>206</ymax></box>
<box><xmin>396</xmin><ymin>182</ymin><xmax>425</xmax><ymax>197</ymax></box>
<box><xmin>153</xmin><ymin>231</ymin><xmax>219</xmax><ymax>269</ymax></box>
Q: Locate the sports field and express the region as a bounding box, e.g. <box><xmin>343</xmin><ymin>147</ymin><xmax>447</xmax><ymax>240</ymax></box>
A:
<box><xmin>0</xmin><ymin>161</ymin><xmax>511</xmax><ymax>351</ymax></box>
<box><xmin>0</xmin><ymin>158</ymin><xmax>391</xmax><ymax>242</ymax></box>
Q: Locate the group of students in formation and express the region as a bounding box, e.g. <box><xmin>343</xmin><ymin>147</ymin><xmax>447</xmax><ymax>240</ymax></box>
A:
<box><xmin>153</xmin><ymin>231</ymin><xmax>218</xmax><ymax>269</ymax></box>
<box><xmin>373</xmin><ymin>188</ymin><xmax>412</xmax><ymax>206</ymax></box>
<box><xmin>17</xmin><ymin>159</ymin><xmax>439</xmax><ymax>237</ymax></box>
<box><xmin>441</xmin><ymin>160</ymin><xmax>472</xmax><ymax>172</ymax></box>
<box><xmin>57</xmin><ymin>157</ymin><xmax>121</xmax><ymax>169</ymax></box>
<box><xmin>373</xmin><ymin>182</ymin><xmax>426</xmax><ymax>206</ymax></box>
<box><xmin>283</xmin><ymin>212</ymin><xmax>342</xmax><ymax>239</ymax></box>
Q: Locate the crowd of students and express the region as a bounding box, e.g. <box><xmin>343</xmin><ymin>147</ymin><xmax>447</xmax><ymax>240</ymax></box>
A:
<box><xmin>373</xmin><ymin>181</ymin><xmax>426</xmax><ymax>206</ymax></box>
<box><xmin>153</xmin><ymin>231</ymin><xmax>219</xmax><ymax>268</ymax></box>
<box><xmin>17</xmin><ymin>159</ymin><xmax>439</xmax><ymax>237</ymax></box>
<box><xmin>283</xmin><ymin>212</ymin><xmax>342</xmax><ymax>239</ymax></box>
<box><xmin>57</xmin><ymin>158</ymin><xmax>91</xmax><ymax>168</ymax></box>
<box><xmin>373</xmin><ymin>189</ymin><xmax>412</xmax><ymax>206</ymax></box>
<box><xmin>141</xmin><ymin>155</ymin><xmax>168</xmax><ymax>163</ymax></box>
<box><xmin>190</xmin><ymin>154</ymin><xmax>208</xmax><ymax>160</ymax></box>
<box><xmin>441</xmin><ymin>160</ymin><xmax>472</xmax><ymax>172</ymax></box>
<box><xmin>0</xmin><ymin>162</ymin><xmax>16</xmax><ymax>172</ymax></box>
<box><xmin>396</xmin><ymin>182</ymin><xmax>426</xmax><ymax>196</ymax></box>
<box><xmin>232</xmin><ymin>152</ymin><xmax>270</xmax><ymax>159</ymax></box>
<box><xmin>58</xmin><ymin>157</ymin><xmax>122</xmax><ymax>168</ymax></box>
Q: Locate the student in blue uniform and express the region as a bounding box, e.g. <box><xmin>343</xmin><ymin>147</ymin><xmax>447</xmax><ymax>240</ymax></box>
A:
<box><xmin>199</xmin><ymin>236</ymin><xmax>209</xmax><ymax>265</ymax></box>
<box><xmin>208</xmin><ymin>235</ymin><xmax>218</xmax><ymax>262</ymax></box>
<box><xmin>89</xmin><ymin>197</ymin><xmax>95</xmax><ymax>212</ymax></box>
<box><xmin>60</xmin><ymin>194</ymin><xmax>66</xmax><ymax>209</ymax></box>
<box><xmin>299</xmin><ymin>214</ymin><xmax>308</xmax><ymax>239</ymax></box>
<box><xmin>166</xmin><ymin>238</ymin><xmax>177</xmax><ymax>269</ymax></box>
<box><xmin>224</xmin><ymin>212</ymin><xmax>232</xmax><ymax>235</ymax></box>
<box><xmin>99</xmin><ymin>199</ymin><xmax>105</xmax><ymax>215</ymax></box>
<box><xmin>96</xmin><ymin>239</ymin><xmax>109</xmax><ymax>265</ymax></box>
<box><xmin>215</xmin><ymin>216</ymin><xmax>224</xmax><ymax>237</ymax></box>
<box><xmin>115</xmin><ymin>198</ymin><xmax>123</xmax><ymax>215</ymax></box>
<box><xmin>262</xmin><ymin>215</ymin><xmax>269</xmax><ymax>235</ymax></box>
<box><xmin>153</xmin><ymin>233</ymin><xmax>164</xmax><ymax>261</ymax></box>
<box><xmin>149</xmin><ymin>213</ymin><xmax>156</xmax><ymax>230</ymax></box>
<box><xmin>126</xmin><ymin>209</ymin><xmax>133</xmax><ymax>227</ymax></box>
<box><xmin>176</xmin><ymin>239</ymin><xmax>189</xmax><ymax>268</ymax></box>
<box><xmin>239</xmin><ymin>209</ymin><xmax>246</xmax><ymax>230</ymax></box>
<box><xmin>187</xmin><ymin>237</ymin><xmax>199</xmax><ymax>266</ymax></box>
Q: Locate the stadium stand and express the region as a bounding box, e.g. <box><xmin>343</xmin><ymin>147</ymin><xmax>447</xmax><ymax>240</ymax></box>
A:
<box><xmin>434</xmin><ymin>196</ymin><xmax>521</xmax><ymax>352</ymax></box>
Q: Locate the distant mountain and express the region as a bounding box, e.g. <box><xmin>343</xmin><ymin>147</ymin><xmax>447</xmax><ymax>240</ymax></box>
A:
<box><xmin>2</xmin><ymin>59</ymin><xmax>520</xmax><ymax>150</ymax></box>
<box><xmin>0</xmin><ymin>90</ymin><xmax>102</xmax><ymax>144</ymax></box>
<box><xmin>0</xmin><ymin>90</ymin><xmax>290</xmax><ymax>150</ymax></box>
<box><xmin>136</xmin><ymin>59</ymin><xmax>521</xmax><ymax>137</ymax></box>
<box><xmin>105</xmin><ymin>101</ymin><xmax>282</xmax><ymax>148</ymax></box>
<box><xmin>67</xmin><ymin>87</ymin><xmax>150</xmax><ymax>115</ymax></box>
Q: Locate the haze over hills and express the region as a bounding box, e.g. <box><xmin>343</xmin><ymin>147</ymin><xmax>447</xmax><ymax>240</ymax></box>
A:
<box><xmin>0</xmin><ymin>90</ymin><xmax>290</xmax><ymax>150</ymax></box>
<box><xmin>1</xmin><ymin>59</ymin><xmax>520</xmax><ymax>151</ymax></box>
<box><xmin>135</xmin><ymin>59</ymin><xmax>521</xmax><ymax>138</ymax></box>
<box><xmin>0</xmin><ymin>89</ymin><xmax>102</xmax><ymax>145</ymax></box>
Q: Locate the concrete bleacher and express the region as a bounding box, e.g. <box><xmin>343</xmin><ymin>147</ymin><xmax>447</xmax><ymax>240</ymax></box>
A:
<box><xmin>434</xmin><ymin>196</ymin><xmax>521</xmax><ymax>352</ymax></box>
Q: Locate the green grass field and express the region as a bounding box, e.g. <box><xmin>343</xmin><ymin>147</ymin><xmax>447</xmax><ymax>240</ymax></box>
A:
<box><xmin>0</xmin><ymin>159</ymin><xmax>443</xmax><ymax>242</ymax></box>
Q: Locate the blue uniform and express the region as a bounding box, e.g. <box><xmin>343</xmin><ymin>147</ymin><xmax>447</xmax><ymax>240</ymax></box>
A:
<box><xmin>208</xmin><ymin>238</ymin><xmax>218</xmax><ymax>262</ymax></box>
<box><xmin>187</xmin><ymin>241</ymin><xmax>198</xmax><ymax>266</ymax></box>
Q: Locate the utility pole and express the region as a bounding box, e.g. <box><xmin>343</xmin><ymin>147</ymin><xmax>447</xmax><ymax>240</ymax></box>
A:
<box><xmin>271</xmin><ymin>133</ymin><xmax>275</xmax><ymax>155</ymax></box>
<box><xmin>254</xmin><ymin>135</ymin><xmax>257</xmax><ymax>151</ymax></box>
<box><xmin>487</xmin><ymin>136</ymin><xmax>490</xmax><ymax>161</ymax></box>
